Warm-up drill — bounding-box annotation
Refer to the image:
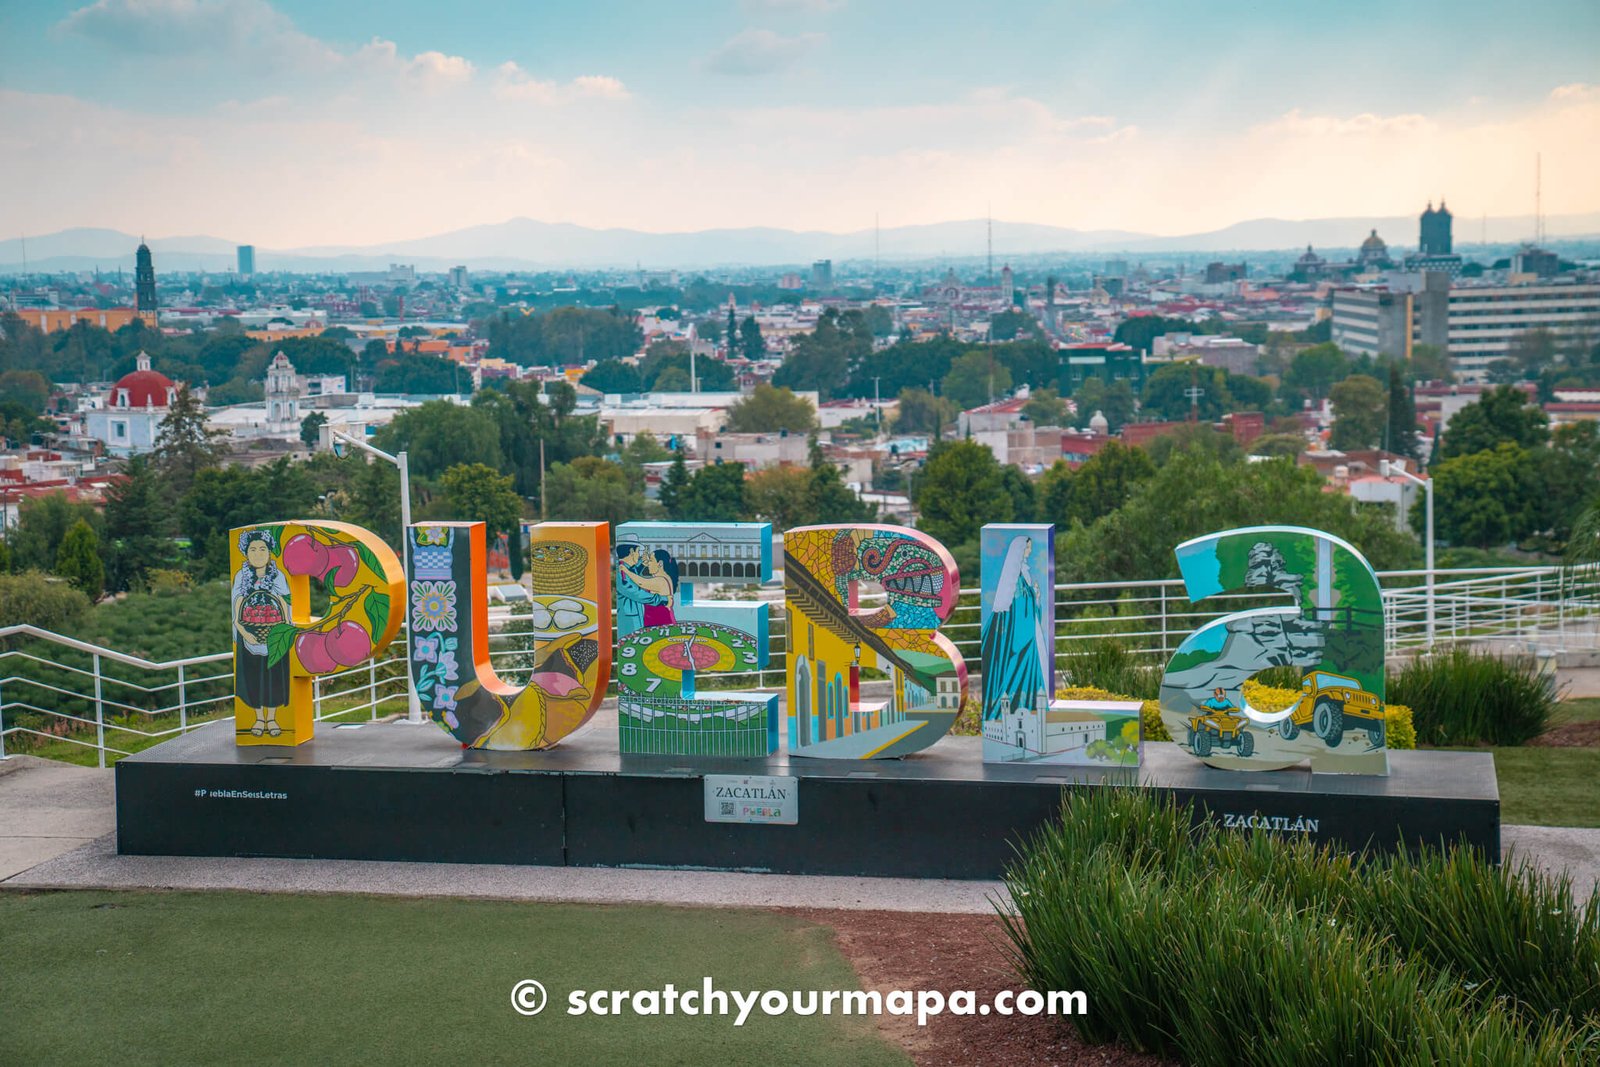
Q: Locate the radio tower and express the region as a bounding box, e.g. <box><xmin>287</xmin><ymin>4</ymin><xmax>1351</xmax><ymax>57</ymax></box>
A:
<box><xmin>1535</xmin><ymin>152</ymin><xmax>1545</xmax><ymax>246</ymax></box>
<box><xmin>986</xmin><ymin>207</ymin><xmax>994</xmax><ymax>284</ymax></box>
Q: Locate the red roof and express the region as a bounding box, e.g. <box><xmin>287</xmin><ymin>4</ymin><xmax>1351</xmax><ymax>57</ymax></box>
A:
<box><xmin>110</xmin><ymin>368</ymin><xmax>176</xmax><ymax>409</ymax></box>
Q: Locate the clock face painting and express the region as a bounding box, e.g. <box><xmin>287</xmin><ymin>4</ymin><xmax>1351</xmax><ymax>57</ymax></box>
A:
<box><xmin>617</xmin><ymin>622</ymin><xmax>759</xmax><ymax>700</ymax></box>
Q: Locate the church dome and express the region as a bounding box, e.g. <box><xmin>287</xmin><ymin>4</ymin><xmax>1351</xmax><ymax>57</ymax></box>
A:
<box><xmin>109</xmin><ymin>353</ymin><xmax>177</xmax><ymax>409</ymax></box>
<box><xmin>1360</xmin><ymin>229</ymin><xmax>1387</xmax><ymax>252</ymax></box>
<box><xmin>1089</xmin><ymin>410</ymin><xmax>1109</xmax><ymax>434</ymax></box>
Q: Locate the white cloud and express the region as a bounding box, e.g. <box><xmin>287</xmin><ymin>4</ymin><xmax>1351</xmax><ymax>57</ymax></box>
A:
<box><xmin>739</xmin><ymin>0</ymin><xmax>845</xmax><ymax>12</ymax></box>
<box><xmin>703</xmin><ymin>29</ymin><xmax>823</xmax><ymax>76</ymax></box>
<box><xmin>491</xmin><ymin>64</ymin><xmax>631</xmax><ymax>103</ymax></box>
<box><xmin>57</xmin><ymin>0</ymin><xmax>336</xmax><ymax>67</ymax></box>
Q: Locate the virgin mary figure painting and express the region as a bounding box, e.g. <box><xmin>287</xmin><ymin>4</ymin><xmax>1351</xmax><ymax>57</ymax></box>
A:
<box><xmin>980</xmin><ymin>535</ymin><xmax>1052</xmax><ymax>718</ymax></box>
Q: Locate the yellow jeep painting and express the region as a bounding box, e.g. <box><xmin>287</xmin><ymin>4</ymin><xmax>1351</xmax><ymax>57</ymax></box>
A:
<box><xmin>1276</xmin><ymin>671</ymin><xmax>1383</xmax><ymax>747</ymax></box>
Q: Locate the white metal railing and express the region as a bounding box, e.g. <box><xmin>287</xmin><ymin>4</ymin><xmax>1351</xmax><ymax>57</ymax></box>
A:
<box><xmin>3</xmin><ymin>565</ymin><xmax>1596</xmax><ymax>766</ymax></box>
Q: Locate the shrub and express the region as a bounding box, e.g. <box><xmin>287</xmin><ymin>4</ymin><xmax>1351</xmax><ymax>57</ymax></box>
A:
<box><xmin>1059</xmin><ymin>639</ymin><xmax>1161</xmax><ymax>700</ymax></box>
<box><xmin>1389</xmin><ymin>648</ymin><xmax>1560</xmax><ymax>746</ymax></box>
<box><xmin>1001</xmin><ymin>788</ymin><xmax>1600</xmax><ymax>1066</ymax></box>
<box><xmin>1058</xmin><ymin>684</ymin><xmax>1414</xmax><ymax>750</ymax></box>
<box><xmin>0</xmin><ymin>570</ymin><xmax>91</xmax><ymax>636</ymax></box>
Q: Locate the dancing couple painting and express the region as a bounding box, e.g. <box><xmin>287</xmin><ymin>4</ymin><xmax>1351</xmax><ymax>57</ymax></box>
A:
<box><xmin>615</xmin><ymin>542</ymin><xmax>681</xmax><ymax>638</ymax></box>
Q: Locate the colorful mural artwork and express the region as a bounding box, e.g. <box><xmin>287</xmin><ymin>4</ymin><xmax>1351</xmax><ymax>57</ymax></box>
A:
<box><xmin>614</xmin><ymin>522</ymin><xmax>778</xmax><ymax>757</ymax></box>
<box><xmin>784</xmin><ymin>524</ymin><xmax>968</xmax><ymax>759</ymax></box>
<box><xmin>1158</xmin><ymin>526</ymin><xmax>1388</xmax><ymax>774</ymax></box>
<box><xmin>405</xmin><ymin>521</ymin><xmax>611</xmax><ymax>750</ymax></box>
<box><xmin>230</xmin><ymin>521</ymin><xmax>404</xmax><ymax>747</ymax></box>
<box><xmin>979</xmin><ymin>524</ymin><xmax>1142</xmax><ymax>765</ymax></box>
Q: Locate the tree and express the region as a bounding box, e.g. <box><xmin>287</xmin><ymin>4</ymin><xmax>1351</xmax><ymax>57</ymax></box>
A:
<box><xmin>0</xmin><ymin>571</ymin><xmax>91</xmax><ymax>633</ymax></box>
<box><xmin>151</xmin><ymin>384</ymin><xmax>229</xmax><ymax>497</ymax></box>
<box><xmin>1249</xmin><ymin>433</ymin><xmax>1307</xmax><ymax>459</ymax></box>
<box><xmin>910</xmin><ymin>440</ymin><xmax>1012</xmax><ymax>549</ymax></box>
<box><xmin>54</xmin><ymin>519</ymin><xmax>104</xmax><ymax>597</ymax></box>
<box><xmin>439</xmin><ymin>464</ymin><xmax>523</xmax><ymax>547</ymax></box>
<box><xmin>739</xmin><ymin>316</ymin><xmax>766</xmax><ymax>361</ymax></box>
<box><xmin>1071</xmin><ymin>377</ymin><xmax>1136</xmax><ymax>432</ymax></box>
<box><xmin>8</xmin><ymin>492</ymin><xmax>103</xmax><ymax>573</ymax></box>
<box><xmin>1409</xmin><ymin>344</ymin><xmax>1453</xmax><ymax>384</ymax></box>
<box><xmin>1424</xmin><ymin>443</ymin><xmax>1540</xmax><ymax>548</ymax></box>
<box><xmin>941</xmin><ymin>350</ymin><xmax>1012</xmax><ymax>411</ymax></box>
<box><xmin>1283</xmin><ymin>342</ymin><xmax>1351</xmax><ymax>401</ymax></box>
<box><xmin>1020</xmin><ymin>388</ymin><xmax>1068</xmax><ymax>427</ymax></box>
<box><xmin>1060</xmin><ymin>453</ymin><xmax>1417</xmax><ymax>583</ymax></box>
<box><xmin>658</xmin><ymin>450</ymin><xmax>691</xmax><ymax>520</ymax></box>
<box><xmin>180</xmin><ymin>459</ymin><xmax>319</xmax><ymax>578</ymax></box>
<box><xmin>0</xmin><ymin>369</ymin><xmax>50</xmax><ymax>413</ymax></box>
<box><xmin>744</xmin><ymin>465</ymin><xmax>815</xmax><ymax>531</ymax></box>
<box><xmin>1328</xmin><ymin>374</ymin><xmax>1386</xmax><ymax>451</ymax></box>
<box><xmin>1036</xmin><ymin>460</ymin><xmax>1075</xmax><ymax>526</ymax></box>
<box><xmin>726</xmin><ymin>385</ymin><xmax>817</xmax><ymax>433</ymax></box>
<box><xmin>772</xmin><ymin>310</ymin><xmax>869</xmax><ymax>398</ymax></box>
<box><xmin>990</xmin><ymin>310</ymin><xmax>1039</xmax><ymax>342</ymax></box>
<box><xmin>374</xmin><ymin>353</ymin><xmax>463</xmax><ymax>394</ymax></box>
<box><xmin>1440</xmin><ymin>386</ymin><xmax>1549</xmax><ymax>459</ymax></box>
<box><xmin>579</xmin><ymin>359</ymin><xmax>642</xmax><ymax>394</ymax></box>
<box><xmin>1140</xmin><ymin>363</ymin><xmax>1228</xmax><ymax>422</ymax></box>
<box><xmin>1383</xmin><ymin>364</ymin><xmax>1419</xmax><ymax>458</ymax></box>
<box><xmin>1145</xmin><ymin>424</ymin><xmax>1244</xmax><ymax>467</ymax></box>
<box><xmin>300</xmin><ymin>412</ymin><xmax>328</xmax><ymax>449</ymax></box>
<box><xmin>103</xmin><ymin>455</ymin><xmax>175</xmax><ymax>592</ymax></box>
<box><xmin>372</xmin><ymin>400</ymin><xmax>502</xmax><ymax>479</ymax></box>
<box><xmin>678</xmin><ymin>462</ymin><xmax>748</xmax><ymax>522</ymax></box>
<box><xmin>894</xmin><ymin>387</ymin><xmax>956</xmax><ymax>436</ymax></box>
<box><xmin>543</xmin><ymin>458</ymin><xmax>648</xmax><ymax>527</ymax></box>
<box><xmin>1067</xmin><ymin>441</ymin><xmax>1155</xmax><ymax>525</ymax></box>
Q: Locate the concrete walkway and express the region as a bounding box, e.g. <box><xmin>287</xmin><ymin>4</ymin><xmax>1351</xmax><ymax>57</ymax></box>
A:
<box><xmin>2</xmin><ymin>753</ymin><xmax>1595</xmax><ymax>909</ymax></box>
<box><xmin>0</xmin><ymin>756</ymin><xmax>114</xmax><ymax>881</ymax></box>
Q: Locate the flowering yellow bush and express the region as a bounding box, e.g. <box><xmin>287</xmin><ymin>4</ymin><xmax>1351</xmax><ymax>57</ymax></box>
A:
<box><xmin>1058</xmin><ymin>684</ymin><xmax>1416</xmax><ymax>750</ymax></box>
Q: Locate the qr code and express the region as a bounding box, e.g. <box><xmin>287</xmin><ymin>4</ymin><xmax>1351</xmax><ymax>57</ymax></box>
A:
<box><xmin>719</xmin><ymin>802</ymin><xmax>735</xmax><ymax>816</ymax></box>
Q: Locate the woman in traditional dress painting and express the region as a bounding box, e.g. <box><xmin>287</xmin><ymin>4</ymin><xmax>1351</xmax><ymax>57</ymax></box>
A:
<box><xmin>636</xmin><ymin>550</ymin><xmax>680</xmax><ymax>629</ymax></box>
<box><xmin>233</xmin><ymin>528</ymin><xmax>291</xmax><ymax>738</ymax></box>
<box><xmin>981</xmin><ymin>536</ymin><xmax>1051</xmax><ymax>720</ymax></box>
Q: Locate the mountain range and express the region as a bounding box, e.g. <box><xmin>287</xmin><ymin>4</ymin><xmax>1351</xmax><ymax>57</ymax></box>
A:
<box><xmin>3</xmin><ymin>213</ymin><xmax>1597</xmax><ymax>275</ymax></box>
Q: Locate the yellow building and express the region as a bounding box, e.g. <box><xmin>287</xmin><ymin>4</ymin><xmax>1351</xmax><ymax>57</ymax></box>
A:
<box><xmin>22</xmin><ymin>307</ymin><xmax>141</xmax><ymax>333</ymax></box>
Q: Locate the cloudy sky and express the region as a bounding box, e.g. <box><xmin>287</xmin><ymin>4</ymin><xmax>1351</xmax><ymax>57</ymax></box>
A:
<box><xmin>2</xmin><ymin>0</ymin><xmax>1598</xmax><ymax>247</ymax></box>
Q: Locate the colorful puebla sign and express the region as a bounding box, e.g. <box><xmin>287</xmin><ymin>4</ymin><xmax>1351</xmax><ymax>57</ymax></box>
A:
<box><xmin>613</xmin><ymin>521</ymin><xmax>778</xmax><ymax>757</ymax></box>
<box><xmin>404</xmin><ymin>521</ymin><xmax>611</xmax><ymax>750</ymax></box>
<box><xmin>230</xmin><ymin>521</ymin><xmax>404</xmax><ymax>746</ymax></box>
<box><xmin>1157</xmin><ymin>525</ymin><xmax>1388</xmax><ymax>775</ymax></box>
<box><xmin>979</xmin><ymin>523</ymin><xmax>1140</xmax><ymax>766</ymax></box>
<box><xmin>228</xmin><ymin>519</ymin><xmax>1386</xmax><ymax>776</ymax></box>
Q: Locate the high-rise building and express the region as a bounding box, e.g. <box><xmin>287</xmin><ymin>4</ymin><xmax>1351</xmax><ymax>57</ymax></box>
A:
<box><xmin>1333</xmin><ymin>274</ymin><xmax>1600</xmax><ymax>379</ymax></box>
<box><xmin>1419</xmin><ymin>201</ymin><xmax>1452</xmax><ymax>255</ymax></box>
<box><xmin>237</xmin><ymin>244</ymin><xmax>255</xmax><ymax>277</ymax></box>
<box><xmin>448</xmin><ymin>265</ymin><xmax>468</xmax><ymax>289</ymax></box>
<box><xmin>134</xmin><ymin>240</ymin><xmax>158</xmax><ymax>323</ymax></box>
<box><xmin>810</xmin><ymin>259</ymin><xmax>833</xmax><ymax>290</ymax></box>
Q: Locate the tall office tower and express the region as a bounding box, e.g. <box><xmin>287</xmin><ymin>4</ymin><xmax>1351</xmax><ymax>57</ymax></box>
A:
<box><xmin>237</xmin><ymin>245</ymin><xmax>256</xmax><ymax>276</ymax></box>
<box><xmin>1419</xmin><ymin>200</ymin><xmax>1453</xmax><ymax>255</ymax></box>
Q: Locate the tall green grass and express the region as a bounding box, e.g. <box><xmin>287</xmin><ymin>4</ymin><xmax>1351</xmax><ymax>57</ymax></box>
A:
<box><xmin>1389</xmin><ymin>647</ymin><xmax>1560</xmax><ymax>746</ymax></box>
<box><xmin>1060</xmin><ymin>639</ymin><xmax>1162</xmax><ymax>700</ymax></box>
<box><xmin>1000</xmin><ymin>788</ymin><xmax>1600</xmax><ymax>1065</ymax></box>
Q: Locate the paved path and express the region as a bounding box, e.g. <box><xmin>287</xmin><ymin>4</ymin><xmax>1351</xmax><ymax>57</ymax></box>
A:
<box><xmin>0</xmin><ymin>756</ymin><xmax>114</xmax><ymax>882</ymax></box>
<box><xmin>2</xmin><ymin>752</ymin><xmax>1595</xmax><ymax>909</ymax></box>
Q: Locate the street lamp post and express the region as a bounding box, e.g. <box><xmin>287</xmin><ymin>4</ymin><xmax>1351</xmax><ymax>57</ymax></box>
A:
<box><xmin>332</xmin><ymin>430</ymin><xmax>423</xmax><ymax>723</ymax></box>
<box><xmin>1382</xmin><ymin>460</ymin><xmax>1435</xmax><ymax>647</ymax></box>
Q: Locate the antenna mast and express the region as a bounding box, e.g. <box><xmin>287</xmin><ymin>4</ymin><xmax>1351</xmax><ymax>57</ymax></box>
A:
<box><xmin>986</xmin><ymin>207</ymin><xmax>993</xmax><ymax>284</ymax></box>
<box><xmin>1535</xmin><ymin>152</ymin><xmax>1544</xmax><ymax>245</ymax></box>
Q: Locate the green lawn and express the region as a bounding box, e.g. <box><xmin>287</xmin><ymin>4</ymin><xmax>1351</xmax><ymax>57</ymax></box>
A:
<box><xmin>1486</xmin><ymin>747</ymin><xmax>1600</xmax><ymax>828</ymax></box>
<box><xmin>0</xmin><ymin>891</ymin><xmax>906</xmax><ymax>1067</ymax></box>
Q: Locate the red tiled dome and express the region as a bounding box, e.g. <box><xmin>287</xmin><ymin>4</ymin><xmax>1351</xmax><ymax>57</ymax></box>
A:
<box><xmin>110</xmin><ymin>368</ymin><xmax>176</xmax><ymax>409</ymax></box>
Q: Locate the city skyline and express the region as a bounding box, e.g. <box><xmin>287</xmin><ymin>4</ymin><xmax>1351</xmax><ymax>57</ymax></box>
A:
<box><xmin>3</xmin><ymin>0</ymin><xmax>1599</xmax><ymax>247</ymax></box>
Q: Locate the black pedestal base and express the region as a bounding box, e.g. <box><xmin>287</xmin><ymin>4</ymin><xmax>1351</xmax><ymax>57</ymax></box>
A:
<box><xmin>116</xmin><ymin>721</ymin><xmax>1499</xmax><ymax>880</ymax></box>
